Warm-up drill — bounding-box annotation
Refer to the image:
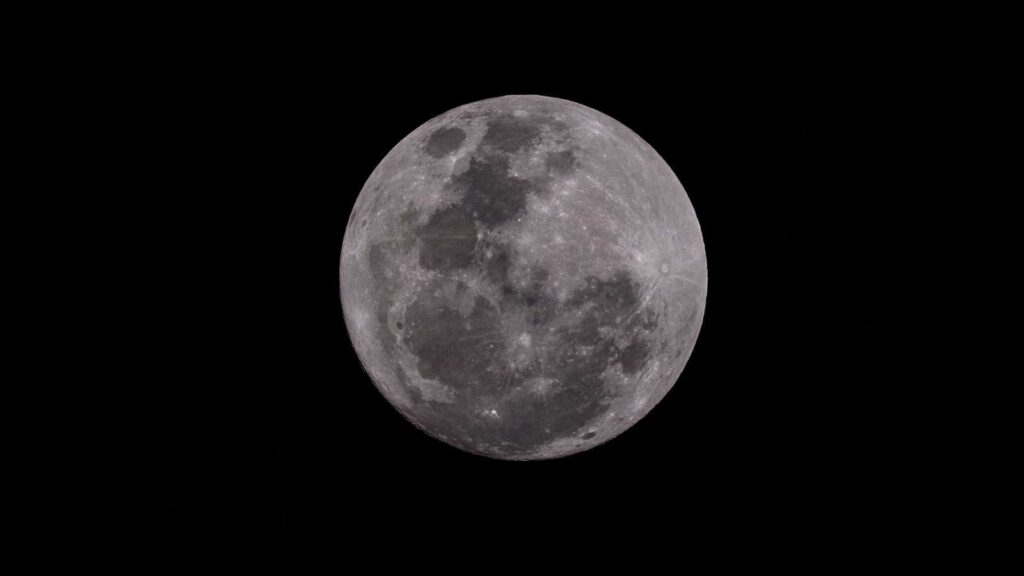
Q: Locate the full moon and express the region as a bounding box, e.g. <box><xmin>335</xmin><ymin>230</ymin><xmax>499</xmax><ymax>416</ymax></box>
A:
<box><xmin>341</xmin><ymin>95</ymin><xmax>707</xmax><ymax>460</ymax></box>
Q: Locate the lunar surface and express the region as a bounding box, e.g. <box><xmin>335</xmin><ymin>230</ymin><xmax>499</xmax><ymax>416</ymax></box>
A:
<box><xmin>340</xmin><ymin>95</ymin><xmax>707</xmax><ymax>460</ymax></box>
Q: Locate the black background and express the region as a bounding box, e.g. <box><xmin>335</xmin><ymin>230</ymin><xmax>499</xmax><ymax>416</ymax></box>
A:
<box><xmin>82</xmin><ymin>10</ymin><xmax>992</xmax><ymax>572</ymax></box>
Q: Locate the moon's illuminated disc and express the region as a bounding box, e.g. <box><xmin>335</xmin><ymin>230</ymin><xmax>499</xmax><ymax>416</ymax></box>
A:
<box><xmin>340</xmin><ymin>95</ymin><xmax>707</xmax><ymax>460</ymax></box>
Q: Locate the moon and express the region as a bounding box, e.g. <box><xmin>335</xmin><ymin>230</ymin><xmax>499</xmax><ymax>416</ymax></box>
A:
<box><xmin>340</xmin><ymin>95</ymin><xmax>707</xmax><ymax>460</ymax></box>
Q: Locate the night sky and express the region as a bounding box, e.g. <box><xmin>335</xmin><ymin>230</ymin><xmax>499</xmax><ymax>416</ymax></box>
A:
<box><xmin>89</xmin><ymin>10</ymin><xmax>988</xmax><ymax>571</ymax></box>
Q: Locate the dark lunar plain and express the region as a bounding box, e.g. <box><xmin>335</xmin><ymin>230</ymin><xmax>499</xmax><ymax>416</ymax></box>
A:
<box><xmin>86</xmin><ymin>10</ymin><xmax>993</xmax><ymax>572</ymax></box>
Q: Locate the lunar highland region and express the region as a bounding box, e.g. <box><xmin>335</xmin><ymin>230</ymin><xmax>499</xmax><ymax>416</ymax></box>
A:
<box><xmin>340</xmin><ymin>95</ymin><xmax>707</xmax><ymax>460</ymax></box>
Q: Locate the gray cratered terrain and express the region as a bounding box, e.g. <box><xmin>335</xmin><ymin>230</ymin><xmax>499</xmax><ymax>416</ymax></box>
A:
<box><xmin>340</xmin><ymin>95</ymin><xmax>707</xmax><ymax>460</ymax></box>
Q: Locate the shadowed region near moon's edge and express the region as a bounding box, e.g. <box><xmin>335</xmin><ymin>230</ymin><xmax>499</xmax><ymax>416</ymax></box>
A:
<box><xmin>341</xmin><ymin>95</ymin><xmax>707</xmax><ymax>460</ymax></box>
